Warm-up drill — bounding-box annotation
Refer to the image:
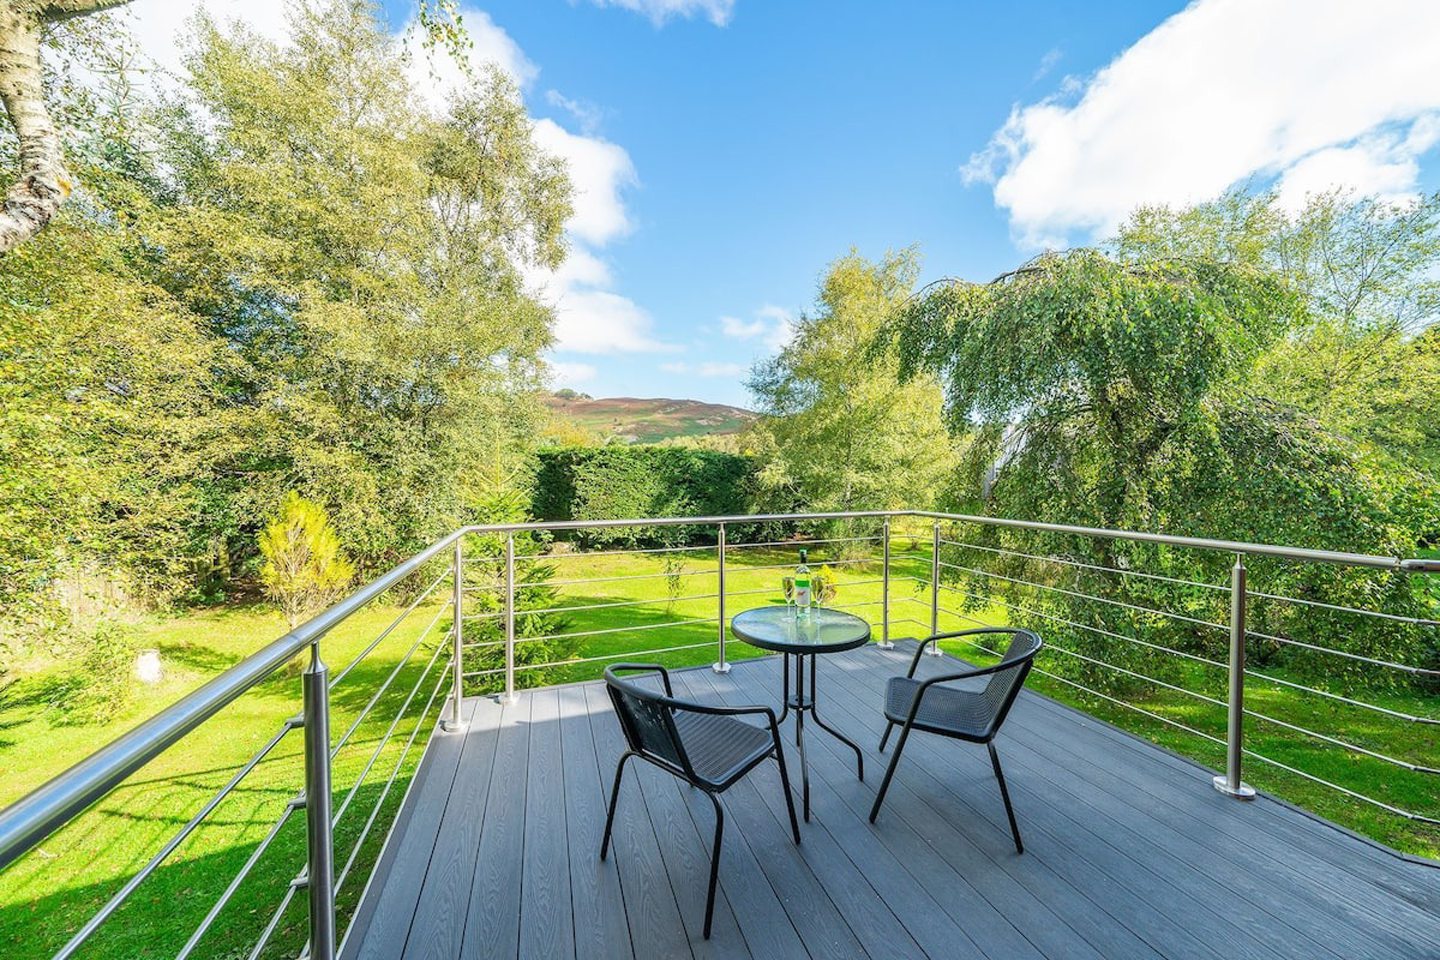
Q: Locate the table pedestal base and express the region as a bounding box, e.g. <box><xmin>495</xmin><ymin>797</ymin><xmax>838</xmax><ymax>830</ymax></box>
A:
<box><xmin>775</xmin><ymin>652</ymin><xmax>865</xmax><ymax>821</ymax></box>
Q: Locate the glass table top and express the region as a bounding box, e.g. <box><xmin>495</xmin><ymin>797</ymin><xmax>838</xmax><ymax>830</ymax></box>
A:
<box><xmin>729</xmin><ymin>605</ymin><xmax>872</xmax><ymax>654</ymax></box>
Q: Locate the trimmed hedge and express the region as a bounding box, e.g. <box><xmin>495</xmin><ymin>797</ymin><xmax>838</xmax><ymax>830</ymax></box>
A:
<box><xmin>532</xmin><ymin>447</ymin><xmax>778</xmax><ymax>546</ymax></box>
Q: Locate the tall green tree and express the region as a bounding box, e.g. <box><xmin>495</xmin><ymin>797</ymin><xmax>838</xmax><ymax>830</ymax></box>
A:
<box><xmin>748</xmin><ymin>248</ymin><xmax>956</xmax><ymax>528</ymax></box>
<box><xmin>0</xmin><ymin>0</ymin><xmax>572</xmax><ymax>642</ymax></box>
<box><xmin>1115</xmin><ymin>189</ymin><xmax>1440</xmax><ymax>468</ymax></box>
<box><xmin>0</xmin><ymin>0</ymin><xmax>467</xmax><ymax>253</ymax></box>
<box><xmin>885</xmin><ymin>250</ymin><xmax>1436</xmax><ymax>685</ymax></box>
<box><xmin>154</xmin><ymin>0</ymin><xmax>570</xmax><ymax>572</ymax></box>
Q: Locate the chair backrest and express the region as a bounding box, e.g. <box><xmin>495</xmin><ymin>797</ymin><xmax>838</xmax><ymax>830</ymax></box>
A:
<box><xmin>604</xmin><ymin>668</ymin><xmax>692</xmax><ymax>776</ymax></box>
<box><xmin>978</xmin><ymin>629</ymin><xmax>1043</xmax><ymax>736</ymax></box>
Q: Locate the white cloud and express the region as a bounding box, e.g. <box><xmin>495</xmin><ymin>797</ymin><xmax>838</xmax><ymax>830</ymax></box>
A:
<box><xmin>532</xmin><ymin>119</ymin><xmax>637</xmax><ymax>247</ymax></box>
<box><xmin>720</xmin><ymin>315</ymin><xmax>766</xmax><ymax>338</ymax></box>
<box><xmin>722</xmin><ymin>304</ymin><xmax>794</xmax><ymax>352</ymax></box>
<box><xmin>1031</xmin><ymin>47</ymin><xmax>1062</xmax><ymax>83</ymax></box>
<box><xmin>549</xmin><ymin>288</ymin><xmax>676</xmax><ymax>353</ymax></box>
<box><xmin>581</xmin><ymin>0</ymin><xmax>735</xmax><ymax>27</ymax></box>
<box><xmin>546</xmin><ymin>90</ymin><xmax>604</xmax><ymax>134</ymax></box>
<box><xmin>965</xmin><ymin>0</ymin><xmax>1440</xmax><ymax>247</ymax></box>
<box><xmin>550</xmin><ymin>361</ymin><xmax>598</xmax><ymax>387</ymax></box>
<box><xmin>524</xmin><ymin>122</ymin><xmax>671</xmax><ymax>354</ymax></box>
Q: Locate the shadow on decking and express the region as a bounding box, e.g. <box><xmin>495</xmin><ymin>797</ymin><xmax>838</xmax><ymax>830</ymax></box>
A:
<box><xmin>341</xmin><ymin>643</ymin><xmax>1440</xmax><ymax>960</ymax></box>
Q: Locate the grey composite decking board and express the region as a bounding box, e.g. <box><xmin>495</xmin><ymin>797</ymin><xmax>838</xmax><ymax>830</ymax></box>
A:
<box><xmin>941</xmin><ymin>663</ymin><xmax>1440</xmax><ymax>957</ymax></box>
<box><xmin>582</xmin><ymin>683</ymin><xmax>696</xmax><ymax>960</ymax></box>
<box><xmin>812</xmin><ymin>651</ymin><xmax>1177</xmax><ymax>960</ymax></box>
<box><xmin>1014</xmin><ymin>683</ymin><xmax>1440</xmax><ymax>910</ymax></box>
<box><xmin>460</xmin><ymin>691</ymin><xmax>531</xmax><ymax>959</ymax></box>
<box><xmin>401</xmin><ymin>690</ymin><xmax>501</xmax><ymax>960</ymax></box>
<box><xmin>826</xmin><ymin>645</ymin><xmax>1436</xmax><ymax>960</ymax></box>
<box><xmin>816</xmin><ymin>651</ymin><xmax>1312</xmax><ymax>960</ymax></box>
<box><xmin>671</xmin><ymin>669</ymin><xmax>929</xmax><ymax>960</ymax></box>
<box><xmin>681</xmin><ymin>663</ymin><xmax>1008</xmax><ymax>960</ymax></box>
<box><xmin>346</xmin><ymin>696</ymin><xmax>479</xmax><ymax>960</ymax></box>
<box><xmin>343</xmin><ymin>647</ymin><xmax>1440</xmax><ymax>960</ymax></box>
<box><xmin>830</xmin><ymin>644</ymin><xmax>1440</xmax><ymax>960</ymax></box>
<box><xmin>556</xmin><ymin>684</ymin><xmax>634</xmax><ymax>960</ymax></box>
<box><xmin>713</xmin><ymin>652</ymin><xmax>1145</xmax><ymax>960</ymax></box>
<box><xmin>520</xmin><ymin>688</ymin><xmax>576</xmax><ymax>959</ymax></box>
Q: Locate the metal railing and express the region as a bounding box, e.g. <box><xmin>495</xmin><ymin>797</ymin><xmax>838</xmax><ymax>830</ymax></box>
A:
<box><xmin>0</xmin><ymin>509</ymin><xmax>1436</xmax><ymax>959</ymax></box>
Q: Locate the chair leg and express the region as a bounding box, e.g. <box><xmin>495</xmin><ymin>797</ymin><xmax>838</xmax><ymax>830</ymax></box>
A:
<box><xmin>600</xmin><ymin>752</ymin><xmax>633</xmax><ymax>861</ymax></box>
<box><xmin>868</xmin><ymin>725</ymin><xmax>912</xmax><ymax>823</ymax></box>
<box><xmin>878</xmin><ymin>720</ymin><xmax>895</xmax><ymax>753</ymax></box>
<box><xmin>773</xmin><ymin>749</ymin><xmax>802</xmax><ymax>845</ymax></box>
<box><xmin>988</xmin><ymin>742</ymin><xmax>1023</xmax><ymax>854</ymax></box>
<box><xmin>703</xmin><ymin>791</ymin><xmax>725</xmax><ymax>940</ymax></box>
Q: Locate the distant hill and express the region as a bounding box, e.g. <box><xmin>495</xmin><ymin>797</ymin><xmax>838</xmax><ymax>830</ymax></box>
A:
<box><xmin>546</xmin><ymin>393</ymin><xmax>757</xmax><ymax>444</ymax></box>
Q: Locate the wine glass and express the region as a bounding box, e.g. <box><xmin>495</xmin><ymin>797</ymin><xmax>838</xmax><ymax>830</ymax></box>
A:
<box><xmin>782</xmin><ymin>576</ymin><xmax>795</xmax><ymax>606</ymax></box>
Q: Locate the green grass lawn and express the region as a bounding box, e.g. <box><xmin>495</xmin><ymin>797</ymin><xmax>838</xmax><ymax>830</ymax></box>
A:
<box><xmin>1</xmin><ymin>536</ymin><xmax>1436</xmax><ymax>958</ymax></box>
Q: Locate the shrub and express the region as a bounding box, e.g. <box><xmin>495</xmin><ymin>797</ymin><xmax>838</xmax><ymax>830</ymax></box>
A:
<box><xmin>258</xmin><ymin>493</ymin><xmax>356</xmax><ymax>629</ymax></box>
<box><xmin>46</xmin><ymin>620</ymin><xmax>138</xmax><ymax>726</ymax></box>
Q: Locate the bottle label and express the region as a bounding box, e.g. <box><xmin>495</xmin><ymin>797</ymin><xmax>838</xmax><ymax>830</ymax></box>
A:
<box><xmin>794</xmin><ymin>577</ymin><xmax>811</xmax><ymax>606</ymax></box>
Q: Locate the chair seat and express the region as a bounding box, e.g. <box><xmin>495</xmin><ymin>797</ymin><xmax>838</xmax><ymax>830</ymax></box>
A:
<box><xmin>884</xmin><ymin>676</ymin><xmax>993</xmax><ymax>741</ymax></box>
<box><xmin>673</xmin><ymin>711</ymin><xmax>773</xmax><ymax>786</ymax></box>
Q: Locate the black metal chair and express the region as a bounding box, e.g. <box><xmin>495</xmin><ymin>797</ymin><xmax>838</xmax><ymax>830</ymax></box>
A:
<box><xmin>868</xmin><ymin>628</ymin><xmax>1043</xmax><ymax>853</ymax></box>
<box><xmin>600</xmin><ymin>663</ymin><xmax>801</xmax><ymax>939</ymax></box>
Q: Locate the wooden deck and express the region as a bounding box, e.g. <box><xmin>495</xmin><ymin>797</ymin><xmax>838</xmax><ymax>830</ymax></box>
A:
<box><xmin>341</xmin><ymin>642</ymin><xmax>1440</xmax><ymax>960</ymax></box>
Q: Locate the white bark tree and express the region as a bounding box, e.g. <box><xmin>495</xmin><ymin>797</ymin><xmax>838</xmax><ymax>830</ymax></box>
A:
<box><xmin>0</xmin><ymin>1</ymin><xmax>132</xmax><ymax>254</ymax></box>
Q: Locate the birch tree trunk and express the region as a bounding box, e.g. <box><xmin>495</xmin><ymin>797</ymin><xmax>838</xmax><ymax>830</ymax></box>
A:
<box><xmin>0</xmin><ymin>0</ymin><xmax>132</xmax><ymax>255</ymax></box>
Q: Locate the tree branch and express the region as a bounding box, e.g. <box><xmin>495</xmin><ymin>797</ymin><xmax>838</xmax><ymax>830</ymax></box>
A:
<box><xmin>0</xmin><ymin>0</ymin><xmax>133</xmax><ymax>254</ymax></box>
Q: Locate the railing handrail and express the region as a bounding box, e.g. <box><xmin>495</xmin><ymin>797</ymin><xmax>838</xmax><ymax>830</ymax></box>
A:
<box><xmin>2</xmin><ymin>506</ymin><xmax>1435</xmax><ymax>872</ymax></box>
<box><xmin>455</xmin><ymin>509</ymin><xmax>1439</xmax><ymax>573</ymax></box>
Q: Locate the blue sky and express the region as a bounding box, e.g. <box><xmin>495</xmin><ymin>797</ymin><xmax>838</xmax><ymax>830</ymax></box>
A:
<box><xmin>133</xmin><ymin>1</ymin><xmax>1440</xmax><ymax>407</ymax></box>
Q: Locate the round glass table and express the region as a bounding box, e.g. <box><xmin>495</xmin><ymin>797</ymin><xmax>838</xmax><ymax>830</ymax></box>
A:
<box><xmin>730</xmin><ymin>605</ymin><xmax>869</xmax><ymax>820</ymax></box>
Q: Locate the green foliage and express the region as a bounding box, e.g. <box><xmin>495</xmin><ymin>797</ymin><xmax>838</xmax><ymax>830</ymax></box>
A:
<box><xmin>44</xmin><ymin>621</ymin><xmax>139</xmax><ymax>726</ymax></box>
<box><xmin>748</xmin><ymin>248</ymin><xmax>957</xmax><ymax>532</ymax></box>
<box><xmin>0</xmin><ymin>0</ymin><xmax>571</xmax><ymax>638</ymax></box>
<box><xmin>532</xmin><ymin>446</ymin><xmax>764</xmax><ymax>546</ymax></box>
<box><xmin>661</xmin><ymin>552</ymin><xmax>689</xmax><ymax>610</ymax></box>
<box><xmin>258</xmin><ymin>493</ymin><xmax>356</xmax><ymax>629</ymax></box>
<box><xmin>887</xmin><ymin>248</ymin><xmax>1438</xmax><ymax>691</ymax></box>
<box><xmin>1115</xmin><ymin>189</ymin><xmax>1440</xmax><ymax>470</ymax></box>
<box><xmin>815</xmin><ymin>564</ymin><xmax>838</xmax><ymax>605</ymax></box>
<box><xmin>459</xmin><ymin>489</ymin><xmax>575</xmax><ymax>691</ymax></box>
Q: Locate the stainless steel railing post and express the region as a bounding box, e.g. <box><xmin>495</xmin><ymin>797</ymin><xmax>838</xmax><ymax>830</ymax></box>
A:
<box><xmin>928</xmin><ymin>521</ymin><xmax>942</xmax><ymax>654</ymax></box>
<box><xmin>441</xmin><ymin>538</ymin><xmax>468</xmax><ymax>733</ymax></box>
<box><xmin>301</xmin><ymin>643</ymin><xmax>337</xmax><ymax>960</ymax></box>
<box><xmin>500</xmin><ymin>533</ymin><xmax>519</xmax><ymax>705</ymax></box>
<box><xmin>878</xmin><ymin>519</ymin><xmax>894</xmax><ymax>649</ymax></box>
<box><xmin>713</xmin><ymin>523</ymin><xmax>731</xmax><ymax>673</ymax></box>
<box><xmin>1213</xmin><ymin>553</ymin><xmax>1255</xmax><ymax>799</ymax></box>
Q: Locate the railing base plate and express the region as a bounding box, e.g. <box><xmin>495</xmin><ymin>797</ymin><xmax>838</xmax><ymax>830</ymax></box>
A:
<box><xmin>875</xmin><ymin>641</ymin><xmax>896</xmax><ymax>650</ymax></box>
<box><xmin>494</xmin><ymin>693</ymin><xmax>520</xmax><ymax>706</ymax></box>
<box><xmin>1212</xmin><ymin>775</ymin><xmax>1256</xmax><ymax>799</ymax></box>
<box><xmin>439</xmin><ymin>719</ymin><xmax>469</xmax><ymax>734</ymax></box>
<box><xmin>711</xmin><ymin>662</ymin><xmax>732</xmax><ymax>674</ymax></box>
